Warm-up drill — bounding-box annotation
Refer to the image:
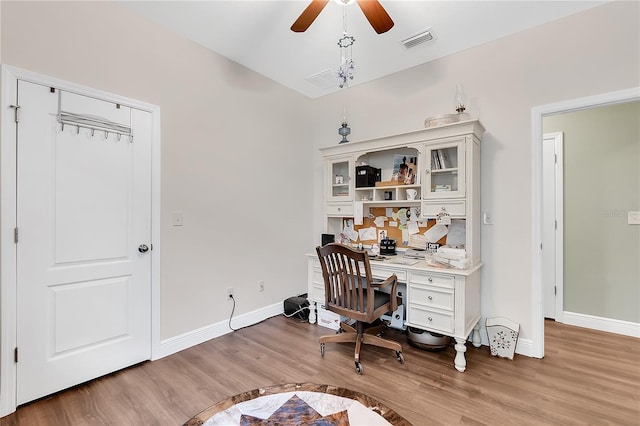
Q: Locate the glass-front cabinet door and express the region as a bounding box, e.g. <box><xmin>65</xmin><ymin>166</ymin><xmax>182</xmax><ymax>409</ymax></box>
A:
<box><xmin>327</xmin><ymin>155</ymin><xmax>353</xmax><ymax>202</ymax></box>
<box><xmin>422</xmin><ymin>138</ymin><xmax>466</xmax><ymax>199</ymax></box>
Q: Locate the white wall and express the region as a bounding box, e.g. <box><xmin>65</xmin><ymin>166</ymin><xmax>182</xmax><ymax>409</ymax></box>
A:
<box><xmin>0</xmin><ymin>1</ymin><xmax>315</xmax><ymax>340</ymax></box>
<box><xmin>309</xmin><ymin>0</ymin><xmax>639</xmax><ymax>345</ymax></box>
<box><xmin>1</xmin><ymin>0</ymin><xmax>638</xmax><ymax>352</ymax></box>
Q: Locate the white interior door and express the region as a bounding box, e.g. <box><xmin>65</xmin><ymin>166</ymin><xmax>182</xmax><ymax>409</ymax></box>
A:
<box><xmin>16</xmin><ymin>81</ymin><xmax>152</xmax><ymax>404</ymax></box>
<box><xmin>542</xmin><ymin>132</ymin><xmax>564</xmax><ymax>321</ymax></box>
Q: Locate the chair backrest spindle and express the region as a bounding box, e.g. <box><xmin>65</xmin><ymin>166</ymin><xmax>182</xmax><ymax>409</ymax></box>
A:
<box><xmin>316</xmin><ymin>243</ymin><xmax>385</xmax><ymax>322</ymax></box>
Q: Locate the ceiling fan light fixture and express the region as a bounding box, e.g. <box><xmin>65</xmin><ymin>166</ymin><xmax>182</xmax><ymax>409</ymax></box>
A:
<box><xmin>401</xmin><ymin>28</ymin><xmax>436</xmax><ymax>49</ymax></box>
<box><xmin>291</xmin><ymin>0</ymin><xmax>393</xmax><ymax>33</ymax></box>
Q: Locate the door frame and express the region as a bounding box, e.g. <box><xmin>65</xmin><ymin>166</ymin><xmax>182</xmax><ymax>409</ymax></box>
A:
<box><xmin>530</xmin><ymin>86</ymin><xmax>639</xmax><ymax>359</ymax></box>
<box><xmin>542</xmin><ymin>132</ymin><xmax>564</xmax><ymax>322</ymax></box>
<box><xmin>0</xmin><ymin>65</ymin><xmax>162</xmax><ymax>416</ymax></box>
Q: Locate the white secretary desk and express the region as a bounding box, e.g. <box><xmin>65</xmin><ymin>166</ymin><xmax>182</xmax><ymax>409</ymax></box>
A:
<box><xmin>308</xmin><ymin>119</ymin><xmax>484</xmax><ymax>372</ymax></box>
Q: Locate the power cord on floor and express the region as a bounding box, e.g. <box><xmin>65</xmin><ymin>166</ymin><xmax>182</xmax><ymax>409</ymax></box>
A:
<box><xmin>282</xmin><ymin>305</ymin><xmax>311</xmax><ymax>322</ymax></box>
<box><xmin>282</xmin><ymin>305</ymin><xmax>310</xmax><ymax>318</ymax></box>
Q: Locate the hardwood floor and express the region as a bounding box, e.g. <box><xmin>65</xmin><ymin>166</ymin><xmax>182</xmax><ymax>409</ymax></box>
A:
<box><xmin>2</xmin><ymin>317</ymin><xmax>638</xmax><ymax>425</ymax></box>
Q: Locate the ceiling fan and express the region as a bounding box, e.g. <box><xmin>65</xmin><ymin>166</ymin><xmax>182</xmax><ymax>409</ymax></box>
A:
<box><xmin>291</xmin><ymin>0</ymin><xmax>394</xmax><ymax>34</ymax></box>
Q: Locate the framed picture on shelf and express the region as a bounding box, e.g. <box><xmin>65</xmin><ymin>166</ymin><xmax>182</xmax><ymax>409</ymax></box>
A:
<box><xmin>392</xmin><ymin>155</ymin><xmax>416</xmax><ymax>185</ymax></box>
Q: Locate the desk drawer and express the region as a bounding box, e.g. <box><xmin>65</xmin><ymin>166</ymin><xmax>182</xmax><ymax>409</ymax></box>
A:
<box><xmin>409</xmin><ymin>271</ymin><xmax>454</xmax><ymax>289</ymax></box>
<box><xmin>410</xmin><ymin>285</ymin><xmax>454</xmax><ymax>311</ymax></box>
<box><xmin>371</xmin><ymin>265</ymin><xmax>407</xmax><ymax>282</ymax></box>
<box><xmin>408</xmin><ymin>306</ymin><xmax>454</xmax><ymax>334</ymax></box>
<box><xmin>422</xmin><ymin>201</ymin><xmax>465</xmax><ymax>218</ymax></box>
<box><xmin>326</xmin><ymin>203</ymin><xmax>353</xmax><ymax>216</ymax></box>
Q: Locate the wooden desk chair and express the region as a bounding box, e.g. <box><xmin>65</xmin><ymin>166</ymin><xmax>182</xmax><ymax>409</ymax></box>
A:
<box><xmin>315</xmin><ymin>243</ymin><xmax>404</xmax><ymax>374</ymax></box>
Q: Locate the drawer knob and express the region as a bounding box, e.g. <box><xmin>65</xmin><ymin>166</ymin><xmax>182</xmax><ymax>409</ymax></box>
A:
<box><xmin>428</xmin><ymin>277</ymin><xmax>433</xmax><ymax>282</ymax></box>
<box><xmin>428</xmin><ymin>317</ymin><xmax>433</xmax><ymax>322</ymax></box>
<box><xmin>428</xmin><ymin>296</ymin><xmax>433</xmax><ymax>300</ymax></box>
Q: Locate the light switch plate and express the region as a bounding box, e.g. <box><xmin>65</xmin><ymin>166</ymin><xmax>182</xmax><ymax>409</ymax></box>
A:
<box><xmin>629</xmin><ymin>211</ymin><xmax>640</xmax><ymax>225</ymax></box>
<box><xmin>483</xmin><ymin>212</ymin><xmax>493</xmax><ymax>225</ymax></box>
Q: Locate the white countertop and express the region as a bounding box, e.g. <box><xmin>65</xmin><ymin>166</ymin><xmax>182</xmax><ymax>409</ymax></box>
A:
<box><xmin>306</xmin><ymin>252</ymin><xmax>483</xmax><ymax>276</ymax></box>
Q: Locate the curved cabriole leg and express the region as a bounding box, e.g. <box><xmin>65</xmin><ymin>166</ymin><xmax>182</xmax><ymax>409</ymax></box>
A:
<box><xmin>454</xmin><ymin>337</ymin><xmax>467</xmax><ymax>372</ymax></box>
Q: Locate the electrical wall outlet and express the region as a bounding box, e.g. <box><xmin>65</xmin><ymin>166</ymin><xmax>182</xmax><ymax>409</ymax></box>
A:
<box><xmin>227</xmin><ymin>287</ymin><xmax>234</xmax><ymax>300</ymax></box>
<box><xmin>629</xmin><ymin>211</ymin><xmax>640</xmax><ymax>225</ymax></box>
<box><xmin>259</xmin><ymin>280</ymin><xmax>265</xmax><ymax>292</ymax></box>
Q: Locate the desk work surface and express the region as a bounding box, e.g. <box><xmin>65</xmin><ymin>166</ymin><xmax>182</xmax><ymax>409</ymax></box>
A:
<box><xmin>306</xmin><ymin>251</ymin><xmax>482</xmax><ymax>276</ymax></box>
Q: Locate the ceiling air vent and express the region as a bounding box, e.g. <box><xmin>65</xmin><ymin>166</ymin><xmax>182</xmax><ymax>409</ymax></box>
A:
<box><xmin>401</xmin><ymin>28</ymin><xmax>436</xmax><ymax>49</ymax></box>
<box><xmin>306</xmin><ymin>69</ymin><xmax>337</xmax><ymax>89</ymax></box>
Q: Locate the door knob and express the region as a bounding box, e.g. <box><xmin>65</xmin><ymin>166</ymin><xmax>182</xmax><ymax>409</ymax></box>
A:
<box><xmin>138</xmin><ymin>244</ymin><xmax>149</xmax><ymax>253</ymax></box>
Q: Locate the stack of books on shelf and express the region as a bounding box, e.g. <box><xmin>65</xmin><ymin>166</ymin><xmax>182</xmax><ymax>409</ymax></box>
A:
<box><xmin>430</xmin><ymin>149</ymin><xmax>452</xmax><ymax>170</ymax></box>
<box><xmin>434</xmin><ymin>184</ymin><xmax>452</xmax><ymax>192</ymax></box>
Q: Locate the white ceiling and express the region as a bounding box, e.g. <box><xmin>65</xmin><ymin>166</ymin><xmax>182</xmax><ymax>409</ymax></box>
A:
<box><xmin>121</xmin><ymin>1</ymin><xmax>607</xmax><ymax>99</ymax></box>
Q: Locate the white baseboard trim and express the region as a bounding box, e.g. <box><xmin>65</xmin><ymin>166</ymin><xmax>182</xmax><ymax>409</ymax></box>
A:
<box><xmin>561</xmin><ymin>311</ymin><xmax>640</xmax><ymax>338</ymax></box>
<box><xmin>155</xmin><ymin>302</ymin><xmax>283</xmax><ymax>360</ymax></box>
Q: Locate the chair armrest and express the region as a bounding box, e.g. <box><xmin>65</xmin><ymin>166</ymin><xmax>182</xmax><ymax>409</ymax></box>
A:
<box><xmin>370</xmin><ymin>274</ymin><xmax>397</xmax><ymax>289</ymax></box>
<box><xmin>371</xmin><ymin>274</ymin><xmax>398</xmax><ymax>311</ymax></box>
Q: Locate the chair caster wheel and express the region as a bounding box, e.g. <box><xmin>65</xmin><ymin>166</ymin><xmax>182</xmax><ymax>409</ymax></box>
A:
<box><xmin>320</xmin><ymin>343</ymin><xmax>325</xmax><ymax>357</ymax></box>
<box><xmin>396</xmin><ymin>351</ymin><xmax>404</xmax><ymax>364</ymax></box>
<box><xmin>355</xmin><ymin>361</ymin><xmax>363</xmax><ymax>374</ymax></box>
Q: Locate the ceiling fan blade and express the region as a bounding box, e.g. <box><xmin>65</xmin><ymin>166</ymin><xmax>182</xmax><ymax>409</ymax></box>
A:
<box><xmin>291</xmin><ymin>0</ymin><xmax>330</xmax><ymax>32</ymax></box>
<box><xmin>356</xmin><ymin>0</ymin><xmax>394</xmax><ymax>34</ymax></box>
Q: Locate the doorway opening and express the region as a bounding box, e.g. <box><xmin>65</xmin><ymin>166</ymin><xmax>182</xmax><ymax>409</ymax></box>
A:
<box><xmin>531</xmin><ymin>87</ymin><xmax>640</xmax><ymax>358</ymax></box>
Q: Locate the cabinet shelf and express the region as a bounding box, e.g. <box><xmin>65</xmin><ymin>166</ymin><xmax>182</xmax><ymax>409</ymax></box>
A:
<box><xmin>355</xmin><ymin>184</ymin><xmax>421</xmax><ymax>203</ymax></box>
<box><xmin>355</xmin><ymin>184</ymin><xmax>421</xmax><ymax>190</ymax></box>
<box><xmin>431</xmin><ymin>167</ymin><xmax>458</xmax><ymax>174</ymax></box>
<box><xmin>361</xmin><ymin>200</ymin><xmax>421</xmax><ymax>207</ymax></box>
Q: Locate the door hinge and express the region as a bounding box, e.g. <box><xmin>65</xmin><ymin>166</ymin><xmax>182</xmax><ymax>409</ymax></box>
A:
<box><xmin>14</xmin><ymin>347</ymin><xmax>18</xmax><ymax>363</ymax></box>
<box><xmin>554</xmin><ymin>285</ymin><xmax>557</xmax><ymax>295</ymax></box>
<box><xmin>9</xmin><ymin>105</ymin><xmax>20</xmax><ymax>123</ymax></box>
<box><xmin>14</xmin><ymin>227</ymin><xmax>19</xmax><ymax>243</ymax></box>
<box><xmin>555</xmin><ymin>220</ymin><xmax>558</xmax><ymax>230</ymax></box>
